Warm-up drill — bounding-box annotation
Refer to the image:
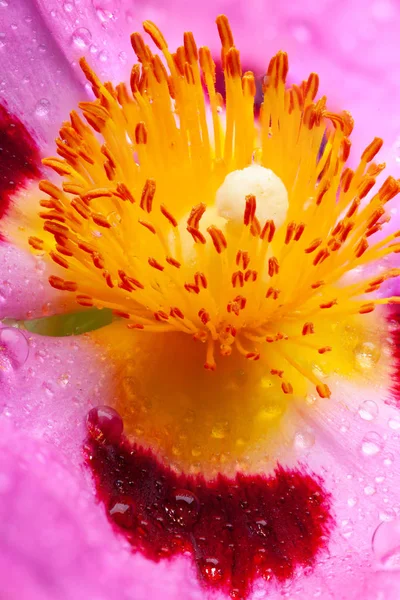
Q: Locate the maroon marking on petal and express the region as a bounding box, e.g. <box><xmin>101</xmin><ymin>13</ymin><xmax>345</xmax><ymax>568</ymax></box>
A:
<box><xmin>85</xmin><ymin>421</ymin><xmax>332</xmax><ymax>598</ymax></box>
<box><xmin>0</xmin><ymin>104</ymin><xmax>41</xmax><ymax>222</ymax></box>
<box><xmin>389</xmin><ymin>305</ymin><xmax>400</xmax><ymax>407</ymax></box>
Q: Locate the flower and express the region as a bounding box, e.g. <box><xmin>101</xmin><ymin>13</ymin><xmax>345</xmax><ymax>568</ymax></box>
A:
<box><xmin>2</xmin><ymin>2</ymin><xmax>400</xmax><ymax>599</ymax></box>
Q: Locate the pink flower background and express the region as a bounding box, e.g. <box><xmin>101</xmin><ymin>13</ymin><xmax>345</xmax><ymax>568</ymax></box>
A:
<box><xmin>2</xmin><ymin>1</ymin><xmax>400</xmax><ymax>599</ymax></box>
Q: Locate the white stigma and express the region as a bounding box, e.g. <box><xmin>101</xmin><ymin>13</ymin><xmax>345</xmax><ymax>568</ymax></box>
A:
<box><xmin>215</xmin><ymin>164</ymin><xmax>289</xmax><ymax>228</ymax></box>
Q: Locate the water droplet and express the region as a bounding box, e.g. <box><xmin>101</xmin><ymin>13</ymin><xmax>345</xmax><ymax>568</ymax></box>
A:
<box><xmin>118</xmin><ymin>51</ymin><xmax>127</xmax><ymax>64</ymax></box>
<box><xmin>211</xmin><ymin>420</ymin><xmax>230</xmax><ymax>439</ymax></box>
<box><xmin>200</xmin><ymin>557</ymin><xmax>223</xmax><ymax>583</ymax></box>
<box><xmin>0</xmin><ymin>328</ymin><xmax>29</xmax><ymax>369</ymax></box>
<box><xmin>165</xmin><ymin>489</ymin><xmax>200</xmax><ymax>527</ymax></box>
<box><xmin>87</xmin><ymin>405</ymin><xmax>123</xmax><ymax>444</ymax></box>
<box><xmin>384</xmin><ymin>453</ymin><xmax>394</xmax><ymax>466</ymax></box>
<box><xmin>0</xmin><ymin>0</ymin><xmax>8</xmax><ymax>7</ymax></box>
<box><xmin>389</xmin><ymin>416</ymin><xmax>400</xmax><ymax>430</ymax></box>
<box><xmin>96</xmin><ymin>7</ymin><xmax>114</xmax><ymax>22</ymax></box>
<box><xmin>89</xmin><ymin>44</ymin><xmax>98</xmax><ymax>55</ymax></box>
<box><xmin>57</xmin><ymin>373</ymin><xmax>70</xmax><ymax>387</ymax></box>
<box><xmin>347</xmin><ymin>497</ymin><xmax>358</xmax><ymax>507</ymax></box>
<box><xmin>63</xmin><ymin>2</ymin><xmax>74</xmax><ymax>12</ymax></box>
<box><xmin>98</xmin><ymin>50</ymin><xmax>109</xmax><ymax>63</ymax></box>
<box><xmin>0</xmin><ymin>33</ymin><xmax>6</xmax><ymax>49</ymax></box>
<box><xmin>108</xmin><ymin>496</ymin><xmax>134</xmax><ymax>528</ymax></box>
<box><xmin>354</xmin><ymin>341</ymin><xmax>381</xmax><ymax>371</ymax></box>
<box><xmin>361</xmin><ymin>432</ymin><xmax>384</xmax><ymax>456</ymax></box>
<box><xmin>364</xmin><ymin>485</ymin><xmax>376</xmax><ymax>496</ymax></box>
<box><xmin>191</xmin><ymin>445</ymin><xmax>201</xmax><ymax>457</ymax></box>
<box><xmin>256</xmin><ymin>403</ymin><xmax>283</xmax><ymax>422</ymax></box>
<box><xmin>380</xmin><ymin>508</ymin><xmax>396</xmax><ymax>522</ymax></box>
<box><xmin>290</xmin><ymin>21</ymin><xmax>312</xmax><ymax>44</ymax></box>
<box><xmin>373</xmin><ymin>519</ymin><xmax>400</xmax><ymax>569</ymax></box>
<box><xmin>305</xmin><ymin>393</ymin><xmax>317</xmax><ymax>406</ymax></box>
<box><xmin>358</xmin><ymin>400</ymin><xmax>379</xmax><ymax>421</ymax></box>
<box><xmin>72</xmin><ymin>27</ymin><xmax>92</xmax><ymax>49</ymax></box>
<box><xmin>340</xmin><ymin>519</ymin><xmax>354</xmax><ymax>539</ymax></box>
<box><xmin>312</xmin><ymin>364</ymin><xmax>328</xmax><ymax>379</ymax></box>
<box><xmin>35</xmin><ymin>98</ymin><xmax>50</xmax><ymax>117</ymax></box>
<box><xmin>294</xmin><ymin>430</ymin><xmax>315</xmax><ymax>450</ymax></box>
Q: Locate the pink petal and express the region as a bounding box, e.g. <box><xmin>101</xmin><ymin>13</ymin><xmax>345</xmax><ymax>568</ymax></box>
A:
<box><xmin>0</xmin><ymin>420</ymin><xmax>206</xmax><ymax>600</ymax></box>
<box><xmin>0</xmin><ymin>0</ymin><xmax>84</xmax><ymax>148</ymax></box>
<box><xmin>3</xmin><ymin>318</ymin><xmax>400</xmax><ymax>598</ymax></box>
<box><xmin>0</xmin><ymin>323</ymin><xmax>110</xmax><ymax>463</ymax></box>
<box><xmin>0</xmin><ymin>324</ymin><xmax>206</xmax><ymax>599</ymax></box>
<box><xmin>0</xmin><ymin>243</ymin><xmax>74</xmax><ymax>320</ymax></box>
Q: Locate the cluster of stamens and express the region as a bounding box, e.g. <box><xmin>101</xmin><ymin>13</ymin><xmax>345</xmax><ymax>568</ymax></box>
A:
<box><xmin>28</xmin><ymin>16</ymin><xmax>400</xmax><ymax>399</ymax></box>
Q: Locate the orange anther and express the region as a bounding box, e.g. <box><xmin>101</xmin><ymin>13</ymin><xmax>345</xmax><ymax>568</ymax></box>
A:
<box><xmin>260</xmin><ymin>220</ymin><xmax>276</xmax><ymax>242</ymax></box>
<box><xmin>361</xmin><ymin>137</ymin><xmax>383</xmax><ymax>163</ymax></box>
<box><xmin>135</xmin><ymin>122</ymin><xmax>148</xmax><ymax>144</ymax></box>
<box><xmin>305</xmin><ymin>238</ymin><xmax>322</xmax><ymax>254</ymax></box>
<box><xmin>148</xmin><ymin>257</ymin><xmax>164</xmax><ymax>271</ymax></box>
<box><xmin>302</xmin><ymin>322</ymin><xmax>314</xmax><ymax>335</ymax></box>
<box><xmin>316</xmin><ymin>384</ymin><xmax>331</xmax><ymax>399</ymax></box>
<box><xmin>268</xmin><ymin>257</ymin><xmax>279</xmax><ymax>277</ymax></box>
<box><xmin>282</xmin><ymin>381</ymin><xmax>293</xmax><ymax>394</ymax></box>
<box><xmin>244</xmin><ymin>194</ymin><xmax>256</xmax><ymax>226</ymax></box>
<box><xmin>207</xmin><ymin>225</ymin><xmax>227</xmax><ymax>253</ymax></box>
<box><xmin>140</xmin><ymin>179</ymin><xmax>156</xmax><ymax>213</ymax></box>
<box><xmin>160</xmin><ymin>204</ymin><xmax>178</xmax><ymax>227</ymax></box>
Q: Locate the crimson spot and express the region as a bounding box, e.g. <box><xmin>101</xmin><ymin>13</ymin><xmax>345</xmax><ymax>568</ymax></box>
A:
<box><xmin>0</xmin><ymin>104</ymin><xmax>41</xmax><ymax>222</ymax></box>
<box><xmin>85</xmin><ymin>407</ymin><xmax>332</xmax><ymax>598</ymax></box>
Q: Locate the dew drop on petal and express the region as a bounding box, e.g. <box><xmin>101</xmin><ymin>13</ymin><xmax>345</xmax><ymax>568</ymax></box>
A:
<box><xmin>361</xmin><ymin>432</ymin><xmax>384</xmax><ymax>456</ymax></box>
<box><xmin>0</xmin><ymin>327</ymin><xmax>29</xmax><ymax>369</ymax></box>
<box><xmin>98</xmin><ymin>50</ymin><xmax>109</xmax><ymax>63</ymax></box>
<box><xmin>35</xmin><ymin>98</ymin><xmax>50</xmax><ymax>117</ymax></box>
<box><xmin>211</xmin><ymin>420</ymin><xmax>230</xmax><ymax>439</ymax></box>
<box><xmin>294</xmin><ymin>430</ymin><xmax>315</xmax><ymax>450</ymax></box>
<box><xmin>108</xmin><ymin>496</ymin><xmax>134</xmax><ymax>528</ymax></box>
<box><xmin>72</xmin><ymin>27</ymin><xmax>92</xmax><ymax>49</ymax></box>
<box><xmin>87</xmin><ymin>405</ymin><xmax>123</xmax><ymax>444</ymax></box>
<box><xmin>63</xmin><ymin>2</ymin><xmax>74</xmax><ymax>12</ymax></box>
<box><xmin>380</xmin><ymin>508</ymin><xmax>397</xmax><ymax>523</ymax></box>
<box><xmin>384</xmin><ymin>453</ymin><xmax>394</xmax><ymax>467</ymax></box>
<box><xmin>358</xmin><ymin>400</ymin><xmax>379</xmax><ymax>421</ymax></box>
<box><xmin>373</xmin><ymin>519</ymin><xmax>400</xmax><ymax>569</ymax></box>
<box><xmin>166</xmin><ymin>489</ymin><xmax>200</xmax><ymax>527</ymax></box>
<box><xmin>200</xmin><ymin>557</ymin><xmax>223</xmax><ymax>583</ymax></box>
<box><xmin>119</xmin><ymin>51</ymin><xmax>127</xmax><ymax>64</ymax></box>
<box><xmin>389</xmin><ymin>416</ymin><xmax>400</xmax><ymax>430</ymax></box>
<box><xmin>354</xmin><ymin>341</ymin><xmax>381</xmax><ymax>371</ymax></box>
<box><xmin>290</xmin><ymin>20</ymin><xmax>312</xmax><ymax>44</ymax></box>
<box><xmin>340</xmin><ymin>519</ymin><xmax>354</xmax><ymax>539</ymax></box>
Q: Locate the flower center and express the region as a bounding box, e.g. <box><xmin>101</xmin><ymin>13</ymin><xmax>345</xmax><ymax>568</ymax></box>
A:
<box><xmin>29</xmin><ymin>16</ymin><xmax>400</xmax><ymax>402</ymax></box>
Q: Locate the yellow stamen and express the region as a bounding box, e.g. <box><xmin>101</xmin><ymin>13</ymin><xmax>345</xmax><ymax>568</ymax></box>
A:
<box><xmin>30</xmin><ymin>15</ymin><xmax>400</xmax><ymax>400</ymax></box>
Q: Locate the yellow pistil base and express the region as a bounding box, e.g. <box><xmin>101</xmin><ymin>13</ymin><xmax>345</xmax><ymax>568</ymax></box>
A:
<box><xmin>94</xmin><ymin>310</ymin><xmax>388</xmax><ymax>476</ymax></box>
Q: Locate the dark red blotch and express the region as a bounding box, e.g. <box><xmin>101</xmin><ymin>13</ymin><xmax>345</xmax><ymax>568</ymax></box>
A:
<box><xmin>0</xmin><ymin>104</ymin><xmax>41</xmax><ymax>222</ymax></box>
<box><xmin>85</xmin><ymin>430</ymin><xmax>332</xmax><ymax>598</ymax></box>
<box><xmin>389</xmin><ymin>305</ymin><xmax>400</xmax><ymax>406</ymax></box>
